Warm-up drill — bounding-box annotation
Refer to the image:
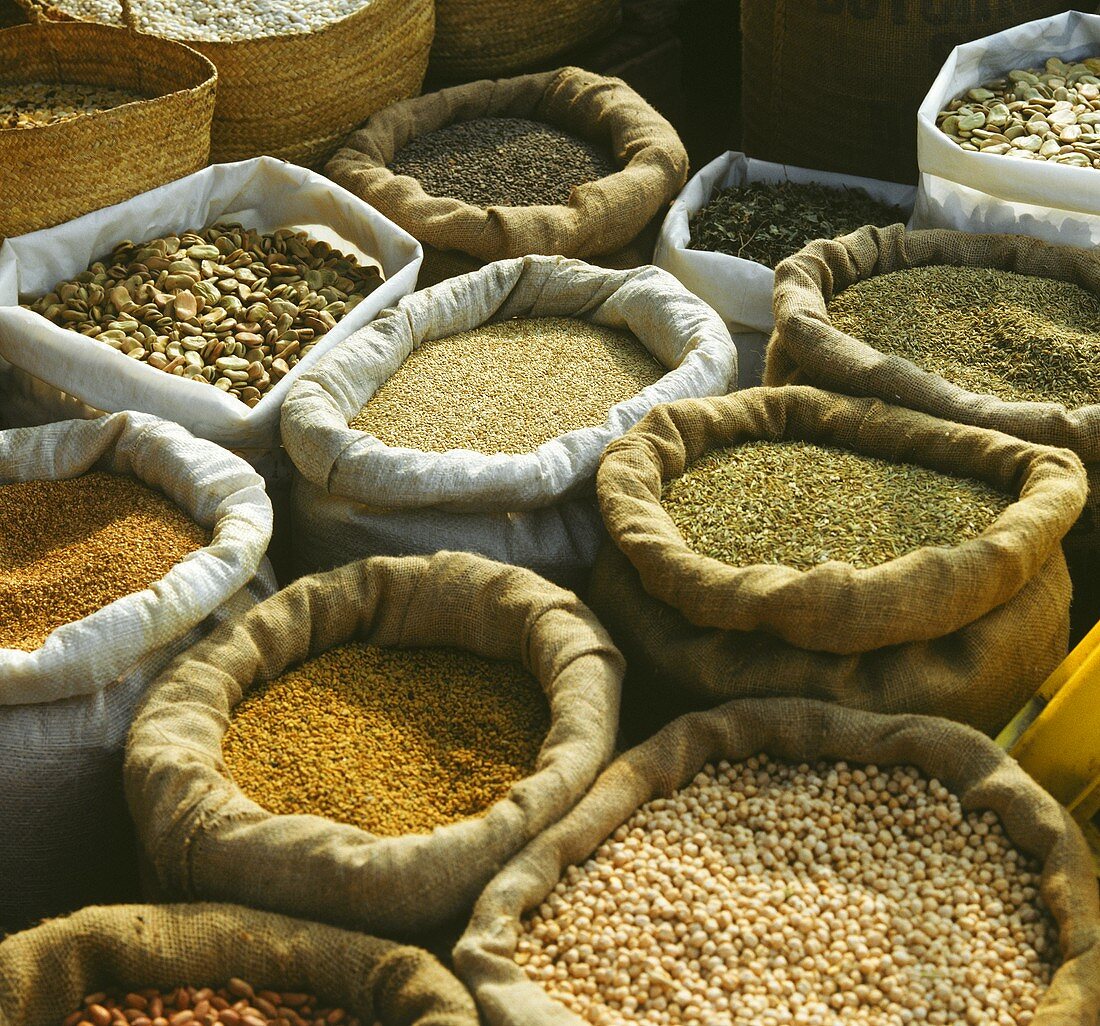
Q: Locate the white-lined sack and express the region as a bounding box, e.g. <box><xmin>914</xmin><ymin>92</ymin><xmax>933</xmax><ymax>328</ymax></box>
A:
<box><xmin>0</xmin><ymin>411</ymin><xmax>276</xmax><ymax>930</ymax></box>
<box><xmin>280</xmin><ymin>255</ymin><xmax>737</xmax><ymax>585</ymax></box>
<box><xmin>0</xmin><ymin>156</ymin><xmax>422</xmax><ymax>477</ymax></box>
<box><xmin>914</xmin><ymin>10</ymin><xmax>1100</xmax><ymax>246</ymax></box>
<box><xmin>653</xmin><ymin>151</ymin><xmax>916</xmax><ymax>361</ymax></box>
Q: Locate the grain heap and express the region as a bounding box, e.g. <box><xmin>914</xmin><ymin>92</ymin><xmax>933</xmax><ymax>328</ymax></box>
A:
<box><xmin>827</xmin><ymin>266</ymin><xmax>1100</xmax><ymax>406</ymax></box>
<box><xmin>515</xmin><ymin>756</ymin><xmax>1058</xmax><ymax>1026</ymax></box>
<box><xmin>0</xmin><ymin>471</ymin><xmax>208</xmax><ymax>652</ymax></box>
<box><xmin>661</xmin><ymin>440</ymin><xmax>1011</xmax><ymax>571</ymax></box>
<box><xmin>0</xmin><ymin>83</ymin><xmax>147</xmax><ymax>129</ymax></box>
<box><xmin>936</xmin><ymin>55</ymin><xmax>1100</xmax><ymax>167</ymax></box>
<box><xmin>222</xmin><ymin>643</ymin><xmax>550</xmax><ymax>836</ymax></box>
<box><xmin>45</xmin><ymin>0</ymin><xmax>374</xmax><ymax>41</ymax></box>
<box><xmin>350</xmin><ymin>317</ymin><xmax>666</xmax><ymax>454</ymax></box>
<box><xmin>688</xmin><ymin>182</ymin><xmax>905</xmax><ymax>268</ymax></box>
<box><xmin>60</xmin><ymin>979</ymin><xmax>357</xmax><ymax>1026</ymax></box>
<box><xmin>387</xmin><ymin>118</ymin><xmax>619</xmax><ymax>208</ymax></box>
<box><xmin>26</xmin><ymin>223</ymin><xmax>382</xmax><ymax>408</ymax></box>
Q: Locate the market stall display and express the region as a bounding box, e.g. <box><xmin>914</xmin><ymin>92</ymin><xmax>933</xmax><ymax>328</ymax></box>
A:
<box><xmin>456</xmin><ymin>699</ymin><xmax>1100</xmax><ymax>1026</ymax></box>
<box><xmin>0</xmin><ymin>19</ymin><xmax>216</xmax><ymax>239</ymax></box>
<box><xmin>588</xmin><ymin>386</ymin><xmax>1085</xmax><ymax>738</ymax></box>
<box><xmin>14</xmin><ymin>0</ymin><xmax>433</xmax><ymax>168</ymax></box>
<box><xmin>280</xmin><ymin>256</ymin><xmax>734</xmax><ymax>585</ymax></box>
<box><xmin>327</xmin><ymin>67</ymin><xmax>687</xmax><ymax>287</ymax></box>
<box><xmin>0</xmin><ymin>904</ymin><xmax>477</xmax><ymax>1026</ymax></box>
<box><xmin>0</xmin><ymin>157</ymin><xmax>421</xmax><ymax>477</ymax></box>
<box><xmin>124</xmin><ymin>552</ymin><xmax>623</xmax><ymax>940</ymax></box>
<box><xmin>0</xmin><ymin>412</ymin><xmax>275</xmax><ymax>931</ymax></box>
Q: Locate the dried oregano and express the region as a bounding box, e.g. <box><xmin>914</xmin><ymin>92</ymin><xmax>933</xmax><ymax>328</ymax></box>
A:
<box><xmin>661</xmin><ymin>440</ymin><xmax>1011</xmax><ymax>571</ymax></box>
<box><xmin>688</xmin><ymin>181</ymin><xmax>905</xmax><ymax>269</ymax></box>
<box><xmin>827</xmin><ymin>265</ymin><xmax>1100</xmax><ymax>407</ymax></box>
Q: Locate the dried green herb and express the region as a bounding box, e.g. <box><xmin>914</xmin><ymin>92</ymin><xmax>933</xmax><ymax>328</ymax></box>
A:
<box><xmin>661</xmin><ymin>440</ymin><xmax>1011</xmax><ymax>571</ymax></box>
<box><xmin>688</xmin><ymin>181</ymin><xmax>905</xmax><ymax>269</ymax></box>
<box><xmin>828</xmin><ymin>266</ymin><xmax>1100</xmax><ymax>406</ymax></box>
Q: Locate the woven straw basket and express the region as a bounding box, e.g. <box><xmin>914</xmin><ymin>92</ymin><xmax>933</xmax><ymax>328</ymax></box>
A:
<box><xmin>430</xmin><ymin>0</ymin><xmax>620</xmax><ymax>82</ymax></box>
<box><xmin>0</xmin><ymin>9</ymin><xmax>216</xmax><ymax>239</ymax></box>
<box><xmin>17</xmin><ymin>0</ymin><xmax>434</xmax><ymax>168</ymax></box>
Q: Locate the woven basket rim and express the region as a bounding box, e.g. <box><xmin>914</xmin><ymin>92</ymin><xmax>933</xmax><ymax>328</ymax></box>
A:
<box><xmin>12</xmin><ymin>0</ymin><xmax>390</xmax><ymax>48</ymax></box>
<box><xmin>0</xmin><ymin>21</ymin><xmax>217</xmax><ymax>120</ymax></box>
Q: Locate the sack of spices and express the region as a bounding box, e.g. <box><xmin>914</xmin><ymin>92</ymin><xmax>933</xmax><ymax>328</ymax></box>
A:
<box><xmin>124</xmin><ymin>551</ymin><xmax>624</xmax><ymax>940</ymax></box>
<box><xmin>0</xmin><ymin>17</ymin><xmax>216</xmax><ymax>239</ymax></box>
<box><xmin>914</xmin><ymin>11</ymin><xmax>1100</xmax><ymax>247</ymax></box>
<box><xmin>588</xmin><ymin>386</ymin><xmax>1085</xmax><ymax>739</ymax></box>
<box><xmin>0</xmin><ymin>903</ymin><xmax>478</xmax><ymax>1026</ymax></box>
<box><xmin>429</xmin><ymin>0</ymin><xmax>619</xmax><ymax>83</ymax></box>
<box><xmin>653</xmin><ymin>151</ymin><xmax>914</xmax><ymax>387</ymax></box>
<box><xmin>766</xmin><ymin>224</ymin><xmax>1100</xmax><ymax>532</ymax></box>
<box><xmin>0</xmin><ymin>156</ymin><xmax>421</xmax><ymax>479</ymax></box>
<box><xmin>740</xmin><ymin>0</ymin><xmax>1075</xmax><ymax>185</ymax></box>
<box><xmin>326</xmin><ymin>67</ymin><xmax>688</xmax><ymax>288</ymax></box>
<box><xmin>455</xmin><ymin>697</ymin><xmax>1100</xmax><ymax>1026</ymax></box>
<box><xmin>279</xmin><ymin>256</ymin><xmax>735</xmax><ymax>585</ymax></box>
<box><xmin>14</xmin><ymin>0</ymin><xmax>433</xmax><ymax>168</ymax></box>
<box><xmin>0</xmin><ymin>411</ymin><xmax>275</xmax><ymax>931</ymax></box>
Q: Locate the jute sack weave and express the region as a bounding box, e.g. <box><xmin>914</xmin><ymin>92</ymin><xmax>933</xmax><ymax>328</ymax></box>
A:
<box><xmin>429</xmin><ymin>0</ymin><xmax>620</xmax><ymax>82</ymax></box>
<box><xmin>588</xmin><ymin>386</ymin><xmax>1085</xmax><ymax>736</ymax></box>
<box><xmin>16</xmin><ymin>0</ymin><xmax>433</xmax><ymax>168</ymax></box>
<box><xmin>454</xmin><ymin>698</ymin><xmax>1100</xmax><ymax>1026</ymax></box>
<box><xmin>0</xmin><ymin>17</ymin><xmax>216</xmax><ymax>238</ymax></box>
<box><xmin>766</xmin><ymin>224</ymin><xmax>1100</xmax><ymax>530</ymax></box>
<box><xmin>125</xmin><ymin>551</ymin><xmax>624</xmax><ymax>940</ymax></box>
<box><xmin>0</xmin><ymin>412</ymin><xmax>275</xmax><ymax>932</ymax></box>
<box><xmin>0</xmin><ymin>903</ymin><xmax>478</xmax><ymax>1026</ymax></box>
<box><xmin>280</xmin><ymin>256</ymin><xmax>736</xmax><ymax>586</ymax></box>
<box><xmin>326</xmin><ymin>67</ymin><xmax>688</xmax><ymax>287</ymax></box>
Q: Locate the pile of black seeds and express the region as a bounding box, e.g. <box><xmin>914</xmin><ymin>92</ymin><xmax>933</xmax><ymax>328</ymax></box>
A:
<box><xmin>688</xmin><ymin>181</ymin><xmax>906</xmax><ymax>268</ymax></box>
<box><xmin>388</xmin><ymin>116</ymin><xmax>620</xmax><ymax>208</ymax></box>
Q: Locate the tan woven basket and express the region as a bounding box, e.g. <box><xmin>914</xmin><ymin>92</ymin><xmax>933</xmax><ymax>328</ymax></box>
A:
<box><xmin>18</xmin><ymin>0</ymin><xmax>434</xmax><ymax>168</ymax></box>
<box><xmin>0</xmin><ymin>12</ymin><xmax>216</xmax><ymax>239</ymax></box>
<box><xmin>430</xmin><ymin>0</ymin><xmax>620</xmax><ymax>82</ymax></box>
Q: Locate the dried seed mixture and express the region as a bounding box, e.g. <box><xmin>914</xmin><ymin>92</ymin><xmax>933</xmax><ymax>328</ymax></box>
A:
<box><xmin>828</xmin><ymin>265</ymin><xmax>1100</xmax><ymax>406</ymax></box>
<box><xmin>351</xmin><ymin>317</ymin><xmax>666</xmax><ymax>455</ymax></box>
<box><xmin>61</xmin><ymin>979</ymin><xmax>357</xmax><ymax>1026</ymax></box>
<box><xmin>26</xmin><ymin>223</ymin><xmax>381</xmax><ymax>408</ymax></box>
<box><xmin>48</xmin><ymin>0</ymin><xmax>373</xmax><ymax>42</ymax></box>
<box><xmin>0</xmin><ymin>472</ymin><xmax>208</xmax><ymax>652</ymax></box>
<box><xmin>517</xmin><ymin>756</ymin><xmax>1058</xmax><ymax>1026</ymax></box>
<box><xmin>388</xmin><ymin>117</ymin><xmax>619</xmax><ymax>207</ymax></box>
<box><xmin>937</xmin><ymin>55</ymin><xmax>1100</xmax><ymax>167</ymax></box>
<box><xmin>688</xmin><ymin>181</ymin><xmax>906</xmax><ymax>269</ymax></box>
<box><xmin>0</xmin><ymin>82</ymin><xmax>147</xmax><ymax>129</ymax></box>
<box><xmin>222</xmin><ymin>643</ymin><xmax>550</xmax><ymax>836</ymax></box>
<box><xmin>661</xmin><ymin>440</ymin><xmax>1010</xmax><ymax>571</ymax></box>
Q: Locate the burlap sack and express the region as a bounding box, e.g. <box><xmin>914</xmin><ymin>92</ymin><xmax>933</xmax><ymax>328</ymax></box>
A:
<box><xmin>326</xmin><ymin>67</ymin><xmax>688</xmax><ymax>288</ymax></box>
<box><xmin>0</xmin><ymin>903</ymin><xmax>477</xmax><ymax>1026</ymax></box>
<box><xmin>588</xmin><ymin>386</ymin><xmax>1085</xmax><ymax>736</ymax></box>
<box><xmin>455</xmin><ymin>697</ymin><xmax>1100</xmax><ymax>1026</ymax></box>
<box><xmin>766</xmin><ymin>224</ymin><xmax>1100</xmax><ymax>528</ymax></box>
<box><xmin>740</xmin><ymin>0</ymin><xmax>1076</xmax><ymax>185</ymax></box>
<box><xmin>429</xmin><ymin>0</ymin><xmax>620</xmax><ymax>82</ymax></box>
<box><xmin>280</xmin><ymin>256</ymin><xmax>736</xmax><ymax>586</ymax></box>
<box><xmin>125</xmin><ymin>551</ymin><xmax>624</xmax><ymax>940</ymax></box>
<box><xmin>0</xmin><ymin>412</ymin><xmax>275</xmax><ymax>931</ymax></box>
